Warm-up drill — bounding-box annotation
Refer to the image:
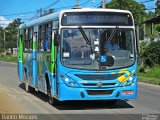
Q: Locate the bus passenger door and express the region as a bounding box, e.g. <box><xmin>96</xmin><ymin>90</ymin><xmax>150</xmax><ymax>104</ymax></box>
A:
<box><xmin>50</xmin><ymin>29</ymin><xmax>58</xmax><ymax>97</ymax></box>
<box><xmin>18</xmin><ymin>31</ymin><xmax>23</xmax><ymax>81</ymax></box>
<box><xmin>32</xmin><ymin>26</ymin><xmax>38</xmax><ymax>88</ymax></box>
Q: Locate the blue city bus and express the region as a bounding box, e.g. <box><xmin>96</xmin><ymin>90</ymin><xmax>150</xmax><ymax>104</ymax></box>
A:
<box><xmin>17</xmin><ymin>8</ymin><xmax>138</xmax><ymax>105</ymax></box>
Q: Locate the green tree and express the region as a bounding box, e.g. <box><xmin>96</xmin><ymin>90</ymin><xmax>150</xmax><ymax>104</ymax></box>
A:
<box><xmin>0</xmin><ymin>27</ymin><xmax>4</xmax><ymax>53</ymax></box>
<box><xmin>141</xmin><ymin>41</ymin><xmax>160</xmax><ymax>67</ymax></box>
<box><xmin>106</xmin><ymin>0</ymin><xmax>146</xmax><ymax>24</ymax></box>
<box><xmin>147</xmin><ymin>11</ymin><xmax>156</xmax><ymax>19</ymax></box>
<box><xmin>5</xmin><ymin>18</ymin><xmax>22</xmax><ymax>54</ymax></box>
<box><xmin>156</xmin><ymin>0</ymin><xmax>160</xmax><ymax>14</ymax></box>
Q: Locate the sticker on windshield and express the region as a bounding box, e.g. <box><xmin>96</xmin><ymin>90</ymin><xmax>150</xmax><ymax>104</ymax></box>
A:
<box><xmin>100</xmin><ymin>56</ymin><xmax>107</xmax><ymax>62</ymax></box>
<box><xmin>94</xmin><ymin>41</ymin><xmax>99</xmax><ymax>45</ymax></box>
<box><xmin>95</xmin><ymin>47</ymin><xmax>99</xmax><ymax>52</ymax></box>
<box><xmin>63</xmin><ymin>52</ymin><xmax>70</xmax><ymax>57</ymax></box>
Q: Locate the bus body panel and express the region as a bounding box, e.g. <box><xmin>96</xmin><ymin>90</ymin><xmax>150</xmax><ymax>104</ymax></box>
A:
<box><xmin>32</xmin><ymin>50</ymin><xmax>38</xmax><ymax>88</ymax></box>
<box><xmin>36</xmin><ymin>52</ymin><xmax>56</xmax><ymax>96</ymax></box>
<box><xmin>18</xmin><ymin>61</ymin><xmax>23</xmax><ymax>81</ymax></box>
<box><xmin>37</xmin><ymin>52</ymin><xmax>50</xmax><ymax>93</ymax></box>
<box><xmin>57</xmin><ymin>54</ymin><xmax>137</xmax><ymax>101</ymax></box>
<box><xmin>27</xmin><ymin>53</ymin><xmax>34</xmax><ymax>86</ymax></box>
<box><xmin>17</xmin><ymin>35</ymin><xmax>23</xmax><ymax>81</ymax></box>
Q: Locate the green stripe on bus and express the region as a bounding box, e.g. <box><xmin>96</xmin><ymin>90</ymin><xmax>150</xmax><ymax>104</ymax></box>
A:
<box><xmin>51</xmin><ymin>39</ymin><xmax>55</xmax><ymax>74</ymax></box>
<box><xmin>19</xmin><ymin>35</ymin><xmax>23</xmax><ymax>61</ymax></box>
<box><xmin>33</xmin><ymin>40</ymin><xmax>37</xmax><ymax>50</ymax></box>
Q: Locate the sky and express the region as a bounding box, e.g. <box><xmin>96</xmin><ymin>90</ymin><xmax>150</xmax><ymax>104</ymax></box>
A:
<box><xmin>0</xmin><ymin>0</ymin><xmax>157</xmax><ymax>28</ymax></box>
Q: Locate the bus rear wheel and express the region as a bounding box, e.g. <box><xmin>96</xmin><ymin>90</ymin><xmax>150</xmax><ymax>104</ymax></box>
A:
<box><xmin>24</xmin><ymin>72</ymin><xmax>34</xmax><ymax>93</ymax></box>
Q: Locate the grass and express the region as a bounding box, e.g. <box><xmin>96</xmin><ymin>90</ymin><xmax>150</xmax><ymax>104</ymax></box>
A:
<box><xmin>0</xmin><ymin>54</ymin><xmax>17</xmax><ymax>63</ymax></box>
<box><xmin>138</xmin><ymin>65</ymin><xmax>160</xmax><ymax>85</ymax></box>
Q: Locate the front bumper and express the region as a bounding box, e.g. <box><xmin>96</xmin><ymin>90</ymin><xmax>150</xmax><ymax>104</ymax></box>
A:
<box><xmin>57</xmin><ymin>82</ymin><xmax>137</xmax><ymax>101</ymax></box>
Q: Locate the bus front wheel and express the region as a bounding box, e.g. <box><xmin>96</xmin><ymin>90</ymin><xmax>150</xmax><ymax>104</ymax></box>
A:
<box><xmin>48</xmin><ymin>95</ymin><xmax>58</xmax><ymax>105</ymax></box>
<box><xmin>47</xmin><ymin>82</ymin><xmax>58</xmax><ymax>105</ymax></box>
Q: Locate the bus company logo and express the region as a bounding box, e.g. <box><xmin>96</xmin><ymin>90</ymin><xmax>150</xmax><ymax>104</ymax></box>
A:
<box><xmin>97</xmin><ymin>82</ymin><xmax>103</xmax><ymax>87</ymax></box>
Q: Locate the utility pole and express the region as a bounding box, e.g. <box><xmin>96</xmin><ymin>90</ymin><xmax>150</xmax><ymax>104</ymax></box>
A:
<box><xmin>75</xmin><ymin>0</ymin><xmax>79</xmax><ymax>8</ymax></box>
<box><xmin>102</xmin><ymin>0</ymin><xmax>106</xmax><ymax>8</ymax></box>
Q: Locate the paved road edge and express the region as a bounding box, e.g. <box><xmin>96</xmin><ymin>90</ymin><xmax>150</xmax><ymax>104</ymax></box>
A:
<box><xmin>138</xmin><ymin>82</ymin><xmax>160</xmax><ymax>88</ymax></box>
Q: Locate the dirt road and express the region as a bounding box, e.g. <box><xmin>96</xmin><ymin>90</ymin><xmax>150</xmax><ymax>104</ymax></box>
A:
<box><xmin>0</xmin><ymin>86</ymin><xmax>26</xmax><ymax>113</ymax></box>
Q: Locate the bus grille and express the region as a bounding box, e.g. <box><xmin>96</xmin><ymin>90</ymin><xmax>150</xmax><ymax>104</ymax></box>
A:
<box><xmin>82</xmin><ymin>83</ymin><xmax>116</xmax><ymax>87</ymax></box>
<box><xmin>75</xmin><ymin>74</ymin><xmax>123</xmax><ymax>80</ymax></box>
<box><xmin>86</xmin><ymin>90</ymin><xmax>113</xmax><ymax>96</ymax></box>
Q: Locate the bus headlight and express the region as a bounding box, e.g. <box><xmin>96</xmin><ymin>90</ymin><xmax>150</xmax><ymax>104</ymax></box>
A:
<box><xmin>70</xmin><ymin>81</ymin><xmax>75</xmax><ymax>86</ymax></box>
<box><xmin>122</xmin><ymin>76</ymin><xmax>135</xmax><ymax>86</ymax></box>
<box><xmin>61</xmin><ymin>75</ymin><xmax>80</xmax><ymax>87</ymax></box>
<box><xmin>65</xmin><ymin>78</ymin><xmax>69</xmax><ymax>82</ymax></box>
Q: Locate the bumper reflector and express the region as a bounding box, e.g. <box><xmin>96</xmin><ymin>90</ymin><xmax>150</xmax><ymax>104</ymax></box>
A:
<box><xmin>122</xmin><ymin>90</ymin><xmax>134</xmax><ymax>95</ymax></box>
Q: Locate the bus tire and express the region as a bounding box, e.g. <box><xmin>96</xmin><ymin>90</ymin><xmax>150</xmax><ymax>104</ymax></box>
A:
<box><xmin>46</xmin><ymin>76</ymin><xmax>58</xmax><ymax>105</ymax></box>
<box><xmin>49</xmin><ymin>95</ymin><xmax>58</xmax><ymax>105</ymax></box>
<box><xmin>24</xmin><ymin>71</ymin><xmax>33</xmax><ymax>93</ymax></box>
<box><xmin>48</xmin><ymin>84</ymin><xmax>59</xmax><ymax>105</ymax></box>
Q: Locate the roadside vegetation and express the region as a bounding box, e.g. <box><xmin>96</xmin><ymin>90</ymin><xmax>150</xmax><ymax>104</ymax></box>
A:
<box><xmin>0</xmin><ymin>54</ymin><xmax>17</xmax><ymax>63</ymax></box>
<box><xmin>138</xmin><ymin>65</ymin><xmax>160</xmax><ymax>85</ymax></box>
<box><xmin>138</xmin><ymin>41</ymin><xmax>160</xmax><ymax>85</ymax></box>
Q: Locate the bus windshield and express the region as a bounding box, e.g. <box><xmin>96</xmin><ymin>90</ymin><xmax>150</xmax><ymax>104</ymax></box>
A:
<box><xmin>61</xmin><ymin>28</ymin><xmax>135</xmax><ymax>70</ymax></box>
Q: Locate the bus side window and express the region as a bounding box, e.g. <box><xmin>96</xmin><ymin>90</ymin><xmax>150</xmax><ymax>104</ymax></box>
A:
<box><xmin>53</xmin><ymin>21</ymin><xmax>59</xmax><ymax>46</ymax></box>
<box><xmin>44</xmin><ymin>22</ymin><xmax>52</xmax><ymax>51</ymax></box>
<box><xmin>38</xmin><ymin>25</ymin><xmax>42</xmax><ymax>51</ymax></box>
<box><xmin>38</xmin><ymin>23</ymin><xmax>52</xmax><ymax>52</ymax></box>
<box><xmin>38</xmin><ymin>24</ymin><xmax>46</xmax><ymax>51</ymax></box>
<box><xmin>23</xmin><ymin>29</ymin><xmax>28</xmax><ymax>52</ymax></box>
<box><xmin>28</xmin><ymin>28</ymin><xmax>33</xmax><ymax>51</ymax></box>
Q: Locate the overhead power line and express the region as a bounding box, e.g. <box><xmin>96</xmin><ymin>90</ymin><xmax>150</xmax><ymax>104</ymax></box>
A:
<box><xmin>94</xmin><ymin>2</ymin><xmax>101</xmax><ymax>7</ymax></box>
<box><xmin>0</xmin><ymin>19</ymin><xmax>29</xmax><ymax>21</ymax></box>
<box><xmin>44</xmin><ymin>0</ymin><xmax>60</xmax><ymax>10</ymax></box>
<box><xmin>0</xmin><ymin>0</ymin><xmax>94</xmax><ymax>18</ymax></box>
<box><xmin>79</xmin><ymin>0</ymin><xmax>90</xmax><ymax>6</ymax></box>
<box><xmin>0</xmin><ymin>11</ymin><xmax>36</xmax><ymax>17</ymax></box>
<box><xmin>1</xmin><ymin>0</ymin><xmax>60</xmax><ymax>17</ymax></box>
<box><xmin>54</xmin><ymin>0</ymin><xmax>91</xmax><ymax>10</ymax></box>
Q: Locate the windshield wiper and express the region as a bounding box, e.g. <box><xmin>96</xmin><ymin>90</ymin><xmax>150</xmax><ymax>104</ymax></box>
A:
<box><xmin>78</xmin><ymin>26</ymin><xmax>93</xmax><ymax>54</ymax></box>
<box><xmin>106</xmin><ymin>26</ymin><xmax>119</xmax><ymax>43</ymax></box>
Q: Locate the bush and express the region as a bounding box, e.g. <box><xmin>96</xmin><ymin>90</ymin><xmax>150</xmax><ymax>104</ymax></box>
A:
<box><xmin>139</xmin><ymin>65</ymin><xmax>145</xmax><ymax>73</ymax></box>
<box><xmin>141</xmin><ymin>41</ymin><xmax>160</xmax><ymax>67</ymax></box>
<box><xmin>139</xmin><ymin>42</ymin><xmax>147</xmax><ymax>58</ymax></box>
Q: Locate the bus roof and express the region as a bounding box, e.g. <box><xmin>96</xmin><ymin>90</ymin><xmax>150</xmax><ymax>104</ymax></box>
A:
<box><xmin>61</xmin><ymin>8</ymin><xmax>132</xmax><ymax>14</ymax></box>
<box><xmin>19</xmin><ymin>8</ymin><xmax>132</xmax><ymax>29</ymax></box>
<box><xmin>19</xmin><ymin>11</ymin><xmax>61</xmax><ymax>29</ymax></box>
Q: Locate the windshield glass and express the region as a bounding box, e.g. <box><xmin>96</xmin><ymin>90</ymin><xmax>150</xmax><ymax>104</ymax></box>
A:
<box><xmin>61</xmin><ymin>28</ymin><xmax>135</xmax><ymax>70</ymax></box>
